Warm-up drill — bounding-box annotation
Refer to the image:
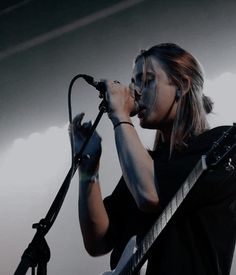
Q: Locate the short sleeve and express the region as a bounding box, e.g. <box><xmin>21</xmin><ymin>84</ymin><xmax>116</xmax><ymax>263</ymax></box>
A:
<box><xmin>103</xmin><ymin>177</ymin><xmax>129</xmax><ymax>239</ymax></box>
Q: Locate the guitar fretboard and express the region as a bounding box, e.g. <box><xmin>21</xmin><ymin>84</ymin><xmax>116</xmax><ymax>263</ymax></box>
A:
<box><xmin>127</xmin><ymin>156</ymin><xmax>207</xmax><ymax>274</ymax></box>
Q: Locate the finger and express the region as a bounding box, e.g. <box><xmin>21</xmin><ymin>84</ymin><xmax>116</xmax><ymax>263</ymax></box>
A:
<box><xmin>129</xmin><ymin>84</ymin><xmax>135</xmax><ymax>98</ymax></box>
<box><xmin>73</xmin><ymin>113</ymin><xmax>85</xmax><ymax>128</ymax></box>
<box><xmin>83</xmin><ymin>121</ymin><xmax>92</xmax><ymax>129</ymax></box>
<box><xmin>80</xmin><ymin>121</ymin><xmax>92</xmax><ymax>134</ymax></box>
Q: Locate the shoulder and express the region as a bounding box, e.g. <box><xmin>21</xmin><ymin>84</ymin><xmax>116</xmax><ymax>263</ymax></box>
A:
<box><xmin>186</xmin><ymin>125</ymin><xmax>234</xmax><ymax>155</ymax></box>
<box><xmin>180</xmin><ymin>125</ymin><xmax>236</xmax><ymax>208</ymax></box>
<box><xmin>150</xmin><ymin>125</ymin><xmax>234</xmax><ymax>159</ymax></box>
<box><xmin>194</xmin><ymin>125</ymin><xmax>236</xmax><ymax>199</ymax></box>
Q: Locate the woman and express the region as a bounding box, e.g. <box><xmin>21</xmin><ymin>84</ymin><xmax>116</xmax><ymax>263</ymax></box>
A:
<box><xmin>71</xmin><ymin>43</ymin><xmax>236</xmax><ymax>274</ymax></box>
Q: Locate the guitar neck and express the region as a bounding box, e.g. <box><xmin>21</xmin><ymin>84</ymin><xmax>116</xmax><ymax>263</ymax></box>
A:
<box><xmin>129</xmin><ymin>156</ymin><xmax>207</xmax><ymax>274</ymax></box>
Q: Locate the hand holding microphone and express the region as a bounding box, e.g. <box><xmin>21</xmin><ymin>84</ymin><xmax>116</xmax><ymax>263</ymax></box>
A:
<box><xmin>81</xmin><ymin>75</ymin><xmax>140</xmax><ymax>118</ymax></box>
<box><xmin>104</xmin><ymin>80</ymin><xmax>138</xmax><ymax>122</ymax></box>
<box><xmin>68</xmin><ymin>74</ymin><xmax>137</xmax><ymax>169</ymax></box>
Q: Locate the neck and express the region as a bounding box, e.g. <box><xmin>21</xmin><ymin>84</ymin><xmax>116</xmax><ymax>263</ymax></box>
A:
<box><xmin>159</xmin><ymin>122</ymin><xmax>174</xmax><ymax>143</ymax></box>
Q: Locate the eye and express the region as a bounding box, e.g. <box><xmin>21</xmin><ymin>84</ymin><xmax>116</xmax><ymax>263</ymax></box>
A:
<box><xmin>144</xmin><ymin>75</ymin><xmax>155</xmax><ymax>87</ymax></box>
<box><xmin>132</xmin><ymin>73</ymin><xmax>143</xmax><ymax>88</ymax></box>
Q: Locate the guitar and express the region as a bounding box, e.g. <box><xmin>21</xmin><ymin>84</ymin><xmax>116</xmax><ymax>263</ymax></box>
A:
<box><xmin>103</xmin><ymin>124</ymin><xmax>236</xmax><ymax>275</ymax></box>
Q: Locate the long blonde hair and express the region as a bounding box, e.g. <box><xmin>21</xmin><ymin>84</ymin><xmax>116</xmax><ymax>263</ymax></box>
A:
<box><xmin>135</xmin><ymin>43</ymin><xmax>213</xmax><ymax>153</ymax></box>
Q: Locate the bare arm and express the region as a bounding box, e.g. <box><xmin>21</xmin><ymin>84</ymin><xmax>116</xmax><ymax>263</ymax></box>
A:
<box><xmin>70</xmin><ymin>114</ymin><xmax>114</xmax><ymax>256</ymax></box>
<box><xmin>106</xmin><ymin>81</ymin><xmax>159</xmax><ymax>212</ymax></box>
<box><xmin>114</xmin><ymin>121</ymin><xmax>159</xmax><ymax>212</ymax></box>
<box><xmin>78</xmin><ymin>172</ymin><xmax>113</xmax><ymax>256</ymax></box>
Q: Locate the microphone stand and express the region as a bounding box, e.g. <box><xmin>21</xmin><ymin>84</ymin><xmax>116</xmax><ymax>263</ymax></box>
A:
<box><xmin>14</xmin><ymin>76</ymin><xmax>108</xmax><ymax>275</ymax></box>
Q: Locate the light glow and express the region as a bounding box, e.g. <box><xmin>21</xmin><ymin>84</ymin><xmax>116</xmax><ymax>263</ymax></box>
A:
<box><xmin>205</xmin><ymin>72</ymin><xmax>236</xmax><ymax>126</ymax></box>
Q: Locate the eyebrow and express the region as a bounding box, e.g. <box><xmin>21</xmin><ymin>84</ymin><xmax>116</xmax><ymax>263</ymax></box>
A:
<box><xmin>131</xmin><ymin>72</ymin><xmax>155</xmax><ymax>83</ymax></box>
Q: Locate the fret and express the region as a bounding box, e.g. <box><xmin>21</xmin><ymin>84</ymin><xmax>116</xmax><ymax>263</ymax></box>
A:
<box><xmin>188</xmin><ymin>177</ymin><xmax>191</xmax><ymax>190</ymax></box>
<box><xmin>154</xmin><ymin>220</ymin><xmax>161</xmax><ymax>236</ymax></box>
<box><xmin>157</xmin><ymin>220</ymin><xmax>162</xmax><ymax>235</ymax></box>
<box><xmin>171</xmin><ymin>194</ymin><xmax>178</xmax><ymax>213</ymax></box>
<box><xmin>165</xmin><ymin>205</ymin><xmax>172</xmax><ymax>223</ymax></box>
<box><xmin>143</xmin><ymin>237</ymin><xmax>148</xmax><ymax>254</ymax></box>
<box><xmin>148</xmin><ymin>225</ymin><xmax>155</xmax><ymax>244</ymax></box>
<box><xmin>169</xmin><ymin>197</ymin><xmax>173</xmax><ymax>215</ymax></box>
<box><xmin>175</xmin><ymin>190</ymin><xmax>180</xmax><ymax>208</ymax></box>
<box><xmin>144</xmin><ymin>217</ymin><xmax>159</xmax><ymax>244</ymax></box>
<box><xmin>187</xmin><ymin>173</ymin><xmax>193</xmax><ymax>189</ymax></box>
<box><xmin>148</xmin><ymin>232</ymin><xmax>153</xmax><ymax>246</ymax></box>
<box><xmin>164</xmin><ymin>208</ymin><xmax>167</xmax><ymax>224</ymax></box>
<box><xmin>182</xmin><ymin>181</ymin><xmax>189</xmax><ymax>198</ymax></box>
<box><xmin>159</xmin><ymin>213</ymin><xmax>164</xmax><ymax>232</ymax></box>
<box><xmin>176</xmin><ymin>188</ymin><xmax>183</xmax><ymax>206</ymax></box>
<box><xmin>187</xmin><ymin>171</ymin><xmax>195</xmax><ymax>190</ymax></box>
<box><xmin>181</xmin><ymin>182</ymin><xmax>186</xmax><ymax>201</ymax></box>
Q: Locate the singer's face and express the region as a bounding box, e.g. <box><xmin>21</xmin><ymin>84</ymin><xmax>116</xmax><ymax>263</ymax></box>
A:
<box><xmin>131</xmin><ymin>56</ymin><xmax>178</xmax><ymax>130</ymax></box>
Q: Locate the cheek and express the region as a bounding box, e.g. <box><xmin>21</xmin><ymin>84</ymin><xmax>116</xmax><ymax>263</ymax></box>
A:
<box><xmin>143</xmin><ymin>83</ymin><xmax>158</xmax><ymax>107</ymax></box>
<box><xmin>148</xmin><ymin>86</ymin><xmax>159</xmax><ymax>114</ymax></box>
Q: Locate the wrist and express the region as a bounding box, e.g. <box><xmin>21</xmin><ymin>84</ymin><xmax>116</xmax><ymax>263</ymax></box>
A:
<box><xmin>113</xmin><ymin>121</ymin><xmax>134</xmax><ymax>130</ymax></box>
<box><xmin>109</xmin><ymin>113</ymin><xmax>132</xmax><ymax>126</ymax></box>
<box><xmin>79</xmin><ymin>170</ymin><xmax>99</xmax><ymax>184</ymax></box>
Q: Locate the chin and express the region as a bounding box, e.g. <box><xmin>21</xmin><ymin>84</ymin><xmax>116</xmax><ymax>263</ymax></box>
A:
<box><xmin>139</xmin><ymin>118</ymin><xmax>157</xmax><ymax>129</ymax></box>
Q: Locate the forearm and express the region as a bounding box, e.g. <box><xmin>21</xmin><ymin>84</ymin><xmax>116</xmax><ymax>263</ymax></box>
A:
<box><xmin>113</xmin><ymin>118</ymin><xmax>159</xmax><ymax>212</ymax></box>
<box><xmin>79</xmin><ymin>172</ymin><xmax>113</xmax><ymax>256</ymax></box>
<box><xmin>104</xmin><ymin>80</ymin><xmax>159</xmax><ymax>211</ymax></box>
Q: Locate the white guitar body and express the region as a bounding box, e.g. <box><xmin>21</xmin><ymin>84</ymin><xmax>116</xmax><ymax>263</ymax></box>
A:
<box><xmin>102</xmin><ymin>236</ymin><xmax>147</xmax><ymax>275</ymax></box>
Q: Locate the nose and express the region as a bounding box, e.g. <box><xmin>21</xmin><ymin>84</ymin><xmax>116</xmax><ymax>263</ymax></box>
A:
<box><xmin>134</xmin><ymin>89</ymin><xmax>142</xmax><ymax>100</ymax></box>
<box><xmin>129</xmin><ymin>83</ymin><xmax>142</xmax><ymax>117</ymax></box>
<box><xmin>129</xmin><ymin>83</ymin><xmax>142</xmax><ymax>99</ymax></box>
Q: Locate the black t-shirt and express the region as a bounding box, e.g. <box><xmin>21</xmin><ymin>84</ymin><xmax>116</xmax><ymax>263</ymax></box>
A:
<box><xmin>103</xmin><ymin>126</ymin><xmax>236</xmax><ymax>275</ymax></box>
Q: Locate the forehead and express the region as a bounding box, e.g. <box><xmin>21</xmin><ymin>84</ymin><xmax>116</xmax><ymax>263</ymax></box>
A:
<box><xmin>133</xmin><ymin>56</ymin><xmax>163</xmax><ymax>76</ymax></box>
<box><xmin>132</xmin><ymin>56</ymin><xmax>167</xmax><ymax>80</ymax></box>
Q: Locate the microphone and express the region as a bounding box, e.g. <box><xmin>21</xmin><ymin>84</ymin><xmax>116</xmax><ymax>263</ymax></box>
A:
<box><xmin>80</xmin><ymin>74</ymin><xmax>106</xmax><ymax>98</ymax></box>
<box><xmin>81</xmin><ymin>74</ymin><xmax>139</xmax><ymax>116</ymax></box>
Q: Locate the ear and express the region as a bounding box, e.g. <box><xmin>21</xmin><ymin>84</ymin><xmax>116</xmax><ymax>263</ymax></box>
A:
<box><xmin>181</xmin><ymin>76</ymin><xmax>191</xmax><ymax>95</ymax></box>
<box><xmin>175</xmin><ymin>88</ymin><xmax>181</xmax><ymax>102</ymax></box>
